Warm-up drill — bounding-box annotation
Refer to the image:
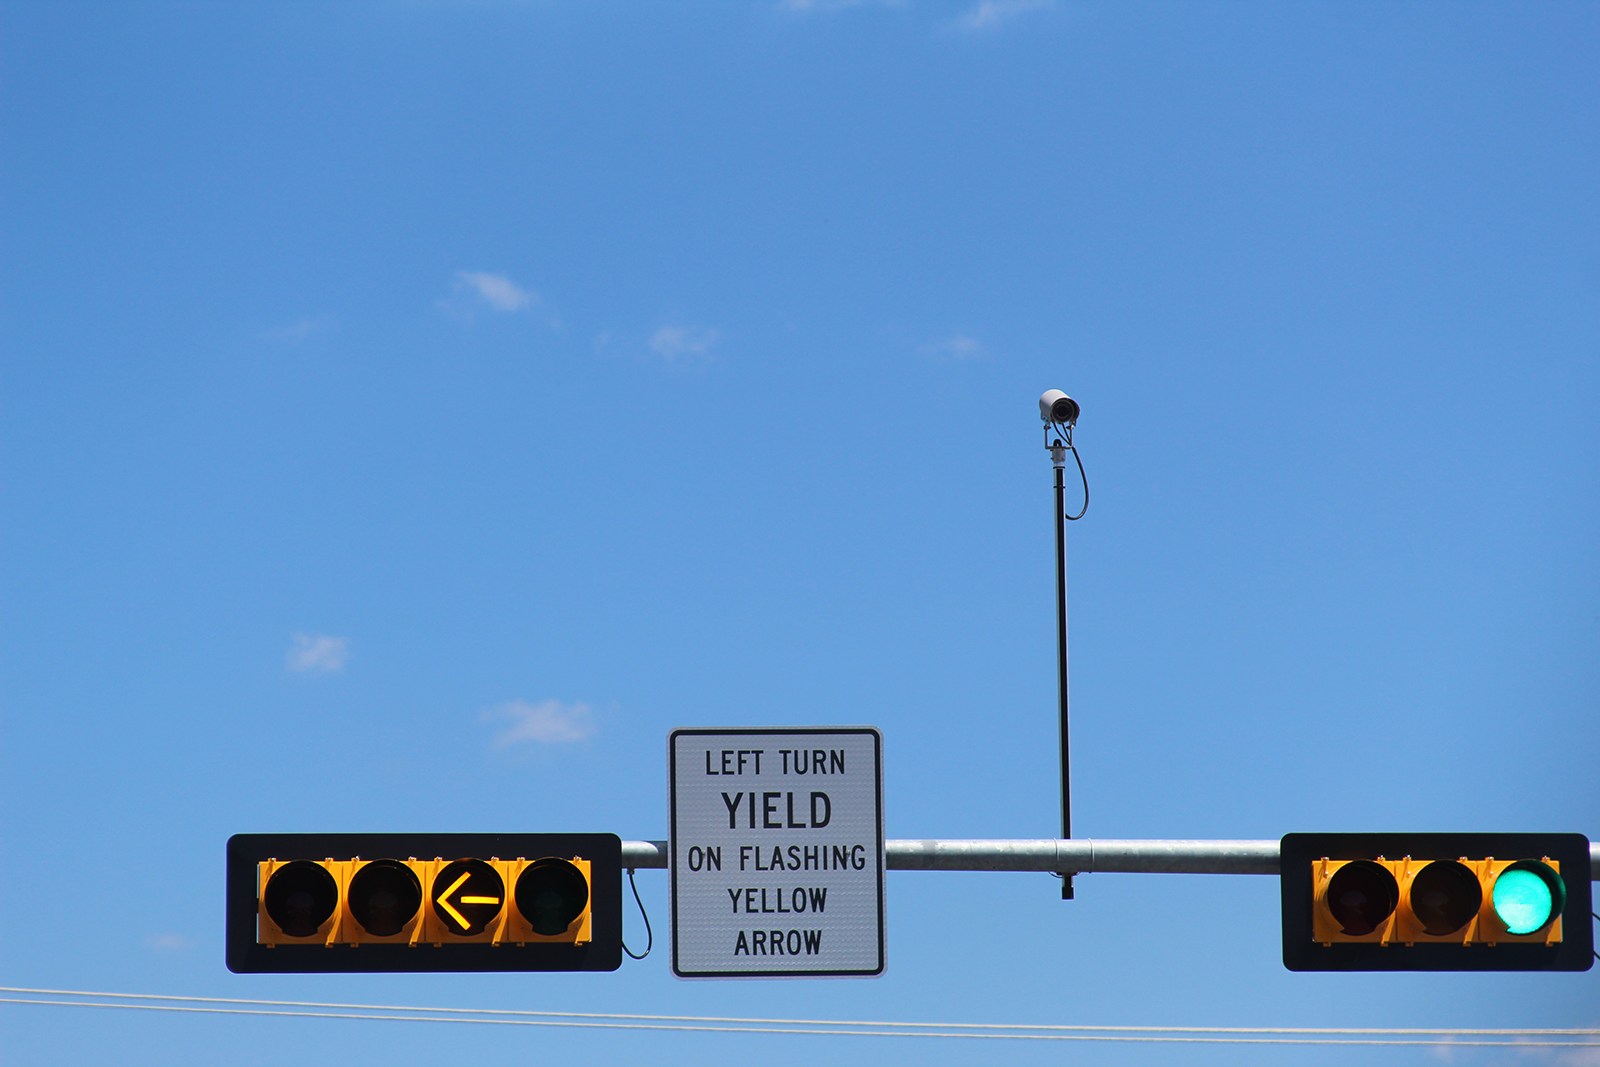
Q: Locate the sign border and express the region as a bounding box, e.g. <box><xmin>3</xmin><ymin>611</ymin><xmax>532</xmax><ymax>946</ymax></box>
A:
<box><xmin>669</xmin><ymin>727</ymin><xmax>886</xmax><ymax>979</ymax></box>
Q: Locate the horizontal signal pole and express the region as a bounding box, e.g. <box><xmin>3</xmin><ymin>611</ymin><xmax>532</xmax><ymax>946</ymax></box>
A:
<box><xmin>621</xmin><ymin>839</ymin><xmax>1600</xmax><ymax>880</ymax></box>
<box><xmin>885</xmin><ymin>838</ymin><xmax>1279</xmax><ymax>874</ymax></box>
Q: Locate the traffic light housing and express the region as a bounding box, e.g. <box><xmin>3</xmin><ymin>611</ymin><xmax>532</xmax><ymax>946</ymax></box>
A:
<box><xmin>1281</xmin><ymin>833</ymin><xmax>1592</xmax><ymax>971</ymax></box>
<box><xmin>227</xmin><ymin>833</ymin><xmax>622</xmax><ymax>972</ymax></box>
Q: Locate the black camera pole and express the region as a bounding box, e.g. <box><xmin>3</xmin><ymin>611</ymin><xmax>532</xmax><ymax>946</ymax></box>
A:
<box><xmin>1040</xmin><ymin>389</ymin><xmax>1085</xmax><ymax>902</ymax></box>
<box><xmin>1051</xmin><ymin>436</ymin><xmax>1074</xmax><ymax>900</ymax></box>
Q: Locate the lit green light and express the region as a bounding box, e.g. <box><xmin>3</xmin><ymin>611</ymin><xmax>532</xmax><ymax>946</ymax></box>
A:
<box><xmin>1492</xmin><ymin>869</ymin><xmax>1553</xmax><ymax>934</ymax></box>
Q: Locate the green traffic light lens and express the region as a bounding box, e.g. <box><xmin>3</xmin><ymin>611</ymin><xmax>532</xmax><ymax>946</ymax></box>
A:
<box><xmin>1493</xmin><ymin>871</ymin><xmax>1550</xmax><ymax>934</ymax></box>
<box><xmin>1492</xmin><ymin>861</ymin><xmax>1564</xmax><ymax>935</ymax></box>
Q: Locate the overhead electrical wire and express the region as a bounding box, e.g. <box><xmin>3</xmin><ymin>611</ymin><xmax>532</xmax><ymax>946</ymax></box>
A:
<box><xmin>2</xmin><ymin>988</ymin><xmax>1595</xmax><ymax>1048</ymax></box>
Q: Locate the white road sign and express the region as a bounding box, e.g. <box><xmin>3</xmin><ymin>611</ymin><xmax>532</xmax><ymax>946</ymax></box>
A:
<box><xmin>669</xmin><ymin>727</ymin><xmax>885</xmax><ymax>978</ymax></box>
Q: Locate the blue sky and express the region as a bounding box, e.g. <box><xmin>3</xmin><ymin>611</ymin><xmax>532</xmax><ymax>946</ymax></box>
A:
<box><xmin>2</xmin><ymin>1</ymin><xmax>1597</xmax><ymax>1063</ymax></box>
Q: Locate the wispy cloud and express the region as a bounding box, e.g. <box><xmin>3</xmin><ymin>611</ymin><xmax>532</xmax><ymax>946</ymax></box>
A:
<box><xmin>484</xmin><ymin>699</ymin><xmax>595</xmax><ymax>748</ymax></box>
<box><xmin>650</xmin><ymin>324</ymin><xmax>721</xmax><ymax>368</ymax></box>
<box><xmin>145</xmin><ymin>933</ymin><xmax>198</xmax><ymax>951</ymax></box>
<box><xmin>1425</xmin><ymin>1040</ymin><xmax>1462</xmax><ymax>1065</ymax></box>
<box><xmin>955</xmin><ymin>0</ymin><xmax>1054</xmax><ymax>31</ymax></box>
<box><xmin>439</xmin><ymin>271</ymin><xmax>543</xmax><ymax>321</ymax></box>
<box><xmin>921</xmin><ymin>334</ymin><xmax>987</xmax><ymax>362</ymax></box>
<box><xmin>262</xmin><ymin>315</ymin><xmax>333</xmax><ymax>343</ymax></box>
<box><xmin>1556</xmin><ymin>1045</ymin><xmax>1600</xmax><ymax>1067</ymax></box>
<box><xmin>460</xmin><ymin>271</ymin><xmax>535</xmax><ymax>311</ymax></box>
<box><xmin>286</xmin><ymin>633</ymin><xmax>349</xmax><ymax>673</ymax></box>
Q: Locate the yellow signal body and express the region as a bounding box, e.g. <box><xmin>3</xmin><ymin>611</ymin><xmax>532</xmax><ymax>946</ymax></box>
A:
<box><xmin>258</xmin><ymin>856</ymin><xmax>593</xmax><ymax>948</ymax></box>
<box><xmin>1312</xmin><ymin>856</ymin><xmax>1563</xmax><ymax>948</ymax></box>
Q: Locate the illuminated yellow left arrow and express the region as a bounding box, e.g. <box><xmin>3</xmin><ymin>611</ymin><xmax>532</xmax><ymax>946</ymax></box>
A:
<box><xmin>436</xmin><ymin>871</ymin><xmax>472</xmax><ymax>930</ymax></box>
<box><xmin>436</xmin><ymin>871</ymin><xmax>502</xmax><ymax>930</ymax></box>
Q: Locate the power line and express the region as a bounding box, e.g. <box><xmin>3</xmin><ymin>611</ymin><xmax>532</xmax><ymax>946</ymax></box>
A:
<box><xmin>0</xmin><ymin>997</ymin><xmax>1590</xmax><ymax>1047</ymax></box>
<box><xmin>2</xmin><ymin>989</ymin><xmax>1595</xmax><ymax>1047</ymax></box>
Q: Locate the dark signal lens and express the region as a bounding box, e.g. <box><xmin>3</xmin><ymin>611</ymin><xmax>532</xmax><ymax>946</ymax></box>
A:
<box><xmin>1325</xmin><ymin>860</ymin><xmax>1398</xmax><ymax>935</ymax></box>
<box><xmin>515</xmin><ymin>859</ymin><xmax>590</xmax><ymax>936</ymax></box>
<box><xmin>263</xmin><ymin>861</ymin><xmax>339</xmax><ymax>937</ymax></box>
<box><xmin>349</xmin><ymin>860</ymin><xmax>422</xmax><ymax>936</ymax></box>
<box><xmin>1409</xmin><ymin>861</ymin><xmax>1482</xmax><ymax>936</ymax></box>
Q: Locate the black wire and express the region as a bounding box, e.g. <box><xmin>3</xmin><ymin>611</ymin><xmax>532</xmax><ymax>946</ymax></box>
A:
<box><xmin>621</xmin><ymin>868</ymin><xmax>652</xmax><ymax>960</ymax></box>
<box><xmin>1055</xmin><ymin>423</ymin><xmax>1088</xmax><ymax>521</ymax></box>
<box><xmin>1064</xmin><ymin>442</ymin><xmax>1088</xmax><ymax>521</ymax></box>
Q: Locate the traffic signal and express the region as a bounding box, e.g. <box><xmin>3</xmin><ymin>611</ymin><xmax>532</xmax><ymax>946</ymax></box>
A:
<box><xmin>1281</xmin><ymin>833</ymin><xmax>1592</xmax><ymax>972</ymax></box>
<box><xmin>227</xmin><ymin>833</ymin><xmax>622</xmax><ymax>972</ymax></box>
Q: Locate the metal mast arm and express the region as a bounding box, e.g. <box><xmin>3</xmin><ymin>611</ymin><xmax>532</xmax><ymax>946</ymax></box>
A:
<box><xmin>622</xmin><ymin>839</ymin><xmax>1600</xmax><ymax>878</ymax></box>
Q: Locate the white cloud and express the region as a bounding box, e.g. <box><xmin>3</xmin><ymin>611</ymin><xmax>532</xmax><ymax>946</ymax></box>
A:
<box><xmin>650</xmin><ymin>324</ymin><xmax>720</xmax><ymax>368</ymax></box>
<box><xmin>457</xmin><ymin>271</ymin><xmax>536</xmax><ymax>311</ymax></box>
<box><xmin>438</xmin><ymin>271</ymin><xmax>547</xmax><ymax>322</ymax></box>
<box><xmin>145</xmin><ymin>933</ymin><xmax>198</xmax><ymax>951</ymax></box>
<box><xmin>955</xmin><ymin>0</ymin><xmax>1054</xmax><ymax>31</ymax></box>
<box><xmin>1425</xmin><ymin>1040</ymin><xmax>1461</xmax><ymax>1064</ymax></box>
<box><xmin>286</xmin><ymin>633</ymin><xmax>349</xmax><ymax>673</ymax></box>
<box><xmin>484</xmin><ymin>699</ymin><xmax>595</xmax><ymax>748</ymax></box>
<box><xmin>922</xmin><ymin>334</ymin><xmax>986</xmax><ymax>362</ymax></box>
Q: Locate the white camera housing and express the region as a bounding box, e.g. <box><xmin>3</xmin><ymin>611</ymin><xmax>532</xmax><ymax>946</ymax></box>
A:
<box><xmin>1039</xmin><ymin>389</ymin><xmax>1080</xmax><ymax>426</ymax></box>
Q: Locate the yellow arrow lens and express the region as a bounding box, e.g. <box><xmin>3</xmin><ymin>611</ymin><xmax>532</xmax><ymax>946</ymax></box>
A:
<box><xmin>436</xmin><ymin>871</ymin><xmax>473</xmax><ymax>929</ymax></box>
<box><xmin>431</xmin><ymin>861</ymin><xmax>506</xmax><ymax>934</ymax></box>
